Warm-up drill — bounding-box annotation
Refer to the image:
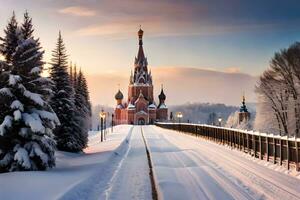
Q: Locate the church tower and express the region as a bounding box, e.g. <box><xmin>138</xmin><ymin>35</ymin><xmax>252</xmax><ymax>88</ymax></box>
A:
<box><xmin>114</xmin><ymin>27</ymin><xmax>168</xmax><ymax>125</ymax></box>
<box><xmin>238</xmin><ymin>94</ymin><xmax>250</xmax><ymax>124</ymax></box>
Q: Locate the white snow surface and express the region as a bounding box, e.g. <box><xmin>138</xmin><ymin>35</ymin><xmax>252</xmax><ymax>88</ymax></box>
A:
<box><xmin>1</xmin><ymin>125</ymin><xmax>300</xmax><ymax>200</ymax></box>
<box><xmin>144</xmin><ymin>125</ymin><xmax>300</xmax><ymax>200</ymax></box>
<box><xmin>0</xmin><ymin>125</ymin><xmax>135</xmax><ymax>200</ymax></box>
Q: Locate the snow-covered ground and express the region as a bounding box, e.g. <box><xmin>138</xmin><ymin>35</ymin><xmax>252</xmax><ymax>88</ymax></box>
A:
<box><xmin>0</xmin><ymin>125</ymin><xmax>134</xmax><ymax>200</ymax></box>
<box><xmin>144</xmin><ymin>125</ymin><xmax>300</xmax><ymax>200</ymax></box>
<box><xmin>1</xmin><ymin>125</ymin><xmax>300</xmax><ymax>200</ymax></box>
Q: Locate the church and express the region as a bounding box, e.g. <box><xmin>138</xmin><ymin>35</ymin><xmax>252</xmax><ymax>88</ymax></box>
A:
<box><xmin>114</xmin><ymin>28</ymin><xmax>168</xmax><ymax>125</ymax></box>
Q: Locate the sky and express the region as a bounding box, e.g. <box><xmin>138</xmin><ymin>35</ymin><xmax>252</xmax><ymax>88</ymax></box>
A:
<box><xmin>1</xmin><ymin>0</ymin><xmax>300</xmax><ymax>106</ymax></box>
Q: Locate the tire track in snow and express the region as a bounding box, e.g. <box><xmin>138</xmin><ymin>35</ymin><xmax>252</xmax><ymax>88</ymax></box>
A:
<box><xmin>104</xmin><ymin>127</ymin><xmax>134</xmax><ymax>200</ymax></box>
<box><xmin>141</xmin><ymin>126</ymin><xmax>159</xmax><ymax>200</ymax></box>
<box><xmin>104</xmin><ymin>126</ymin><xmax>152</xmax><ymax>200</ymax></box>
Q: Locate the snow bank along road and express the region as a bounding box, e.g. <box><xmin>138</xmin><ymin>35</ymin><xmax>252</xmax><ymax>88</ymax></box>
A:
<box><xmin>1</xmin><ymin>125</ymin><xmax>300</xmax><ymax>200</ymax></box>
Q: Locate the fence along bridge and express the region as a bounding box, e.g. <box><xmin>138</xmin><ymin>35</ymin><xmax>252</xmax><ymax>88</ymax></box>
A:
<box><xmin>156</xmin><ymin>122</ymin><xmax>300</xmax><ymax>171</ymax></box>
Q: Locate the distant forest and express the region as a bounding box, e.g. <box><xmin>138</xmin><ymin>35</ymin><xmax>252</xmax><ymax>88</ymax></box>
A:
<box><xmin>91</xmin><ymin>103</ymin><xmax>256</xmax><ymax>128</ymax></box>
<box><xmin>169</xmin><ymin>103</ymin><xmax>238</xmax><ymax>124</ymax></box>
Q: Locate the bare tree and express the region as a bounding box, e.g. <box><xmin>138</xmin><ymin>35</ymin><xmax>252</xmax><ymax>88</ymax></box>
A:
<box><xmin>256</xmin><ymin>69</ymin><xmax>289</xmax><ymax>135</ymax></box>
<box><xmin>256</xmin><ymin>42</ymin><xmax>300</xmax><ymax>138</ymax></box>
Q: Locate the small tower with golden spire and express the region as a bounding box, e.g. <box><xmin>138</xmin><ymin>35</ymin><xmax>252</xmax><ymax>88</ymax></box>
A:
<box><xmin>238</xmin><ymin>92</ymin><xmax>250</xmax><ymax>124</ymax></box>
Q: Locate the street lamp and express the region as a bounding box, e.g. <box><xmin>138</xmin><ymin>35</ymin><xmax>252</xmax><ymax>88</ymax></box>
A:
<box><xmin>105</xmin><ymin>112</ymin><xmax>109</xmax><ymax>138</ymax></box>
<box><xmin>176</xmin><ymin>112</ymin><xmax>183</xmax><ymax>132</ymax></box>
<box><xmin>176</xmin><ymin>112</ymin><xmax>183</xmax><ymax>123</ymax></box>
<box><xmin>99</xmin><ymin>109</ymin><xmax>106</xmax><ymax>142</ymax></box>
<box><xmin>218</xmin><ymin>117</ymin><xmax>222</xmax><ymax>127</ymax></box>
<box><xmin>111</xmin><ymin>113</ymin><xmax>114</xmax><ymax>133</ymax></box>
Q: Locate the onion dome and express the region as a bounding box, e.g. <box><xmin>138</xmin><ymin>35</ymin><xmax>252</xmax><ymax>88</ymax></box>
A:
<box><xmin>138</xmin><ymin>27</ymin><xmax>144</xmax><ymax>37</ymax></box>
<box><xmin>115</xmin><ymin>89</ymin><xmax>124</xmax><ymax>100</ymax></box>
<box><xmin>158</xmin><ymin>88</ymin><xmax>166</xmax><ymax>101</ymax></box>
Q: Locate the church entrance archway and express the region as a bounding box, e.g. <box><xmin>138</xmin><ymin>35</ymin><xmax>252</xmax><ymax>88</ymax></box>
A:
<box><xmin>138</xmin><ymin>118</ymin><xmax>145</xmax><ymax>125</ymax></box>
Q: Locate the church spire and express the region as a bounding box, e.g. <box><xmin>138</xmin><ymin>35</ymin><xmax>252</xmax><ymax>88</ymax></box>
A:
<box><xmin>240</xmin><ymin>92</ymin><xmax>248</xmax><ymax>112</ymax></box>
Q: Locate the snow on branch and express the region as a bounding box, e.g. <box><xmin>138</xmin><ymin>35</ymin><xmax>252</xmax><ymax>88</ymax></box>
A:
<box><xmin>23</xmin><ymin>90</ymin><xmax>44</xmax><ymax>106</ymax></box>
<box><xmin>32</xmin><ymin>109</ymin><xmax>60</xmax><ymax>124</ymax></box>
<box><xmin>0</xmin><ymin>116</ymin><xmax>13</xmax><ymax>136</ymax></box>
<box><xmin>13</xmin><ymin>110</ymin><xmax>22</xmax><ymax>121</ymax></box>
<box><xmin>13</xmin><ymin>147</ymin><xmax>31</xmax><ymax>169</ymax></box>
<box><xmin>9</xmin><ymin>75</ymin><xmax>21</xmax><ymax>85</ymax></box>
<box><xmin>22</xmin><ymin>113</ymin><xmax>45</xmax><ymax>133</ymax></box>
<box><xmin>29</xmin><ymin>67</ymin><xmax>42</xmax><ymax>74</ymax></box>
<box><xmin>0</xmin><ymin>88</ymin><xmax>13</xmax><ymax>97</ymax></box>
<box><xmin>10</xmin><ymin>100</ymin><xmax>24</xmax><ymax>111</ymax></box>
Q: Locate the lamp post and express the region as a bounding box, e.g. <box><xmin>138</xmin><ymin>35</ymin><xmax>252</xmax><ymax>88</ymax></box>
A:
<box><xmin>176</xmin><ymin>112</ymin><xmax>183</xmax><ymax>132</ymax></box>
<box><xmin>111</xmin><ymin>113</ymin><xmax>114</xmax><ymax>133</ymax></box>
<box><xmin>218</xmin><ymin>117</ymin><xmax>222</xmax><ymax>127</ymax></box>
<box><xmin>105</xmin><ymin>112</ymin><xmax>109</xmax><ymax>139</ymax></box>
<box><xmin>176</xmin><ymin>112</ymin><xmax>183</xmax><ymax>124</ymax></box>
<box><xmin>99</xmin><ymin>109</ymin><xmax>106</xmax><ymax>142</ymax></box>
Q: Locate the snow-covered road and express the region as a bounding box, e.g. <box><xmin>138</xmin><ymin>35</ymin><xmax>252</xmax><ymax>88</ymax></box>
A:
<box><xmin>143</xmin><ymin>125</ymin><xmax>300</xmax><ymax>200</ymax></box>
<box><xmin>106</xmin><ymin>126</ymin><xmax>152</xmax><ymax>200</ymax></box>
<box><xmin>1</xmin><ymin>125</ymin><xmax>300</xmax><ymax>200</ymax></box>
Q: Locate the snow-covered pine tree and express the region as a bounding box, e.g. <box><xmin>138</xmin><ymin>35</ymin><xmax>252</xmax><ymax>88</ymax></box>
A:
<box><xmin>73</xmin><ymin>69</ymin><xmax>90</xmax><ymax>149</ymax></box>
<box><xmin>49</xmin><ymin>32</ymin><xmax>83</xmax><ymax>152</ymax></box>
<box><xmin>80</xmin><ymin>71</ymin><xmax>92</xmax><ymax>117</ymax></box>
<box><xmin>69</xmin><ymin>62</ymin><xmax>73</xmax><ymax>86</ymax></box>
<box><xmin>21</xmin><ymin>11</ymin><xmax>34</xmax><ymax>40</ymax></box>
<box><xmin>0</xmin><ymin>13</ymin><xmax>60</xmax><ymax>172</ymax></box>
<box><xmin>81</xmin><ymin>71</ymin><xmax>92</xmax><ymax>132</ymax></box>
<box><xmin>0</xmin><ymin>12</ymin><xmax>19</xmax><ymax>64</ymax></box>
<box><xmin>0</xmin><ymin>61</ymin><xmax>11</xmax><ymax>125</ymax></box>
<box><xmin>73</xmin><ymin>63</ymin><xmax>77</xmax><ymax>87</ymax></box>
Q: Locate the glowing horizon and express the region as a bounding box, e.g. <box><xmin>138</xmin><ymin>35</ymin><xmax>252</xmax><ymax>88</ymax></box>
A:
<box><xmin>1</xmin><ymin>0</ymin><xmax>300</xmax><ymax>106</ymax></box>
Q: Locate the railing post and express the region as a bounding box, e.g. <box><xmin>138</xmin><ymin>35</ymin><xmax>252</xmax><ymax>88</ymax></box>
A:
<box><xmin>296</xmin><ymin>140</ymin><xmax>299</xmax><ymax>171</ymax></box>
<box><xmin>253</xmin><ymin>134</ymin><xmax>256</xmax><ymax>157</ymax></box>
<box><xmin>227</xmin><ymin>130</ymin><xmax>229</xmax><ymax>145</ymax></box>
<box><xmin>247</xmin><ymin>133</ymin><xmax>250</xmax><ymax>155</ymax></box>
<box><xmin>280</xmin><ymin>139</ymin><xmax>282</xmax><ymax>166</ymax></box>
<box><xmin>230</xmin><ymin>131</ymin><xmax>233</xmax><ymax>148</ymax></box>
<box><xmin>266</xmin><ymin>137</ymin><xmax>269</xmax><ymax>162</ymax></box>
<box><xmin>222</xmin><ymin>129</ymin><xmax>224</xmax><ymax>145</ymax></box>
<box><xmin>287</xmin><ymin>139</ymin><xmax>290</xmax><ymax>170</ymax></box>
<box><xmin>239</xmin><ymin>132</ymin><xmax>241</xmax><ymax>151</ymax></box>
<box><xmin>273</xmin><ymin>138</ymin><xmax>276</xmax><ymax>164</ymax></box>
<box><xmin>259</xmin><ymin>134</ymin><xmax>262</xmax><ymax>160</ymax></box>
<box><xmin>242</xmin><ymin>133</ymin><xmax>245</xmax><ymax>152</ymax></box>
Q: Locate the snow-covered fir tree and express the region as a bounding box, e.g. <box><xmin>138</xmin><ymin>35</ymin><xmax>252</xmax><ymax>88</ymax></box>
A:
<box><xmin>21</xmin><ymin>11</ymin><xmax>34</xmax><ymax>40</ymax></box>
<box><xmin>73</xmin><ymin>69</ymin><xmax>91</xmax><ymax>149</ymax></box>
<box><xmin>0</xmin><ymin>61</ymin><xmax>11</xmax><ymax>128</ymax></box>
<box><xmin>49</xmin><ymin>32</ymin><xmax>83</xmax><ymax>152</ymax></box>
<box><xmin>0</xmin><ymin>12</ymin><xmax>19</xmax><ymax>64</ymax></box>
<box><xmin>0</xmin><ymin>12</ymin><xmax>59</xmax><ymax>172</ymax></box>
<box><xmin>78</xmin><ymin>69</ymin><xmax>92</xmax><ymax>117</ymax></box>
